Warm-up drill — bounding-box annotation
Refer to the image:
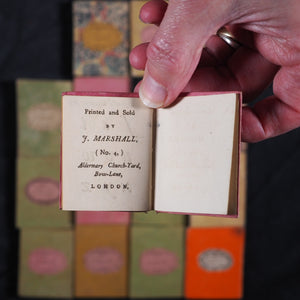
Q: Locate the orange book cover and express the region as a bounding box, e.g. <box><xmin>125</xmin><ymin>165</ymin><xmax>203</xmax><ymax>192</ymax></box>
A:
<box><xmin>75</xmin><ymin>225</ymin><xmax>128</xmax><ymax>297</ymax></box>
<box><xmin>185</xmin><ymin>227</ymin><xmax>245</xmax><ymax>299</ymax></box>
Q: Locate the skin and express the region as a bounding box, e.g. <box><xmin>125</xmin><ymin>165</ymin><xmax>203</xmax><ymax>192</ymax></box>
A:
<box><xmin>129</xmin><ymin>0</ymin><xmax>300</xmax><ymax>142</ymax></box>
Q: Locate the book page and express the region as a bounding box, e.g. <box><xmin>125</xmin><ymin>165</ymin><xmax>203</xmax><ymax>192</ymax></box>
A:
<box><xmin>154</xmin><ymin>93</ymin><xmax>239</xmax><ymax>215</ymax></box>
<box><xmin>61</xmin><ymin>95</ymin><xmax>153</xmax><ymax>211</ymax></box>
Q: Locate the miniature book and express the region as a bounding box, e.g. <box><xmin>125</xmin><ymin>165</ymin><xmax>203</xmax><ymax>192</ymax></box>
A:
<box><xmin>130</xmin><ymin>226</ymin><xmax>185</xmax><ymax>298</ymax></box>
<box><xmin>185</xmin><ymin>227</ymin><xmax>245</xmax><ymax>299</ymax></box>
<box><xmin>61</xmin><ymin>92</ymin><xmax>241</xmax><ymax>215</ymax></box>
<box><xmin>73</xmin><ymin>1</ymin><xmax>129</xmax><ymax>77</ymax></box>
<box><xmin>16</xmin><ymin>157</ymin><xmax>72</xmax><ymax>228</ymax></box>
<box><xmin>75</xmin><ymin>225</ymin><xmax>128</xmax><ymax>297</ymax></box>
<box><xmin>17</xmin><ymin>79</ymin><xmax>71</xmax><ymax>157</ymax></box>
<box><xmin>18</xmin><ymin>229</ymin><xmax>73</xmax><ymax>298</ymax></box>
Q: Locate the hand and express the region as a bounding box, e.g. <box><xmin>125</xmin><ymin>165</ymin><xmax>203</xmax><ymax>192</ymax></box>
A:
<box><xmin>129</xmin><ymin>0</ymin><xmax>300</xmax><ymax>142</ymax></box>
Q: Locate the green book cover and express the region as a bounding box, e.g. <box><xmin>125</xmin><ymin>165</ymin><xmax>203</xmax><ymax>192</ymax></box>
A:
<box><xmin>132</xmin><ymin>210</ymin><xmax>186</xmax><ymax>225</ymax></box>
<box><xmin>18</xmin><ymin>228</ymin><xmax>74</xmax><ymax>298</ymax></box>
<box><xmin>16</xmin><ymin>157</ymin><xmax>72</xmax><ymax>228</ymax></box>
<box><xmin>130</xmin><ymin>225</ymin><xmax>185</xmax><ymax>298</ymax></box>
<box><xmin>17</xmin><ymin>79</ymin><xmax>71</xmax><ymax>157</ymax></box>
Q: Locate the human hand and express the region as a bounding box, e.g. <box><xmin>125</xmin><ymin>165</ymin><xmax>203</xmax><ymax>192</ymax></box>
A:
<box><xmin>129</xmin><ymin>0</ymin><xmax>300</xmax><ymax>142</ymax></box>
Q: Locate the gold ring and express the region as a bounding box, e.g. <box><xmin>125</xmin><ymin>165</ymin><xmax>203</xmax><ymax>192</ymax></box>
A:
<box><xmin>217</xmin><ymin>27</ymin><xmax>241</xmax><ymax>49</ymax></box>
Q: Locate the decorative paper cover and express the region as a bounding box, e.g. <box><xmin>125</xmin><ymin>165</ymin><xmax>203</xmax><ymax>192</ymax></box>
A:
<box><xmin>129</xmin><ymin>226</ymin><xmax>185</xmax><ymax>298</ymax></box>
<box><xmin>185</xmin><ymin>227</ymin><xmax>245</xmax><ymax>299</ymax></box>
<box><xmin>16</xmin><ymin>157</ymin><xmax>72</xmax><ymax>228</ymax></box>
<box><xmin>189</xmin><ymin>149</ymin><xmax>247</xmax><ymax>227</ymax></box>
<box><xmin>76</xmin><ymin>211</ymin><xmax>130</xmax><ymax>225</ymax></box>
<box><xmin>17</xmin><ymin>79</ymin><xmax>71</xmax><ymax>157</ymax></box>
<box><xmin>130</xmin><ymin>0</ymin><xmax>157</xmax><ymax>77</ymax></box>
<box><xmin>75</xmin><ymin>225</ymin><xmax>128</xmax><ymax>297</ymax></box>
<box><xmin>132</xmin><ymin>211</ymin><xmax>186</xmax><ymax>226</ymax></box>
<box><xmin>74</xmin><ymin>76</ymin><xmax>130</xmax><ymax>92</ymax></box>
<box><xmin>18</xmin><ymin>228</ymin><xmax>73</xmax><ymax>298</ymax></box>
<box><xmin>73</xmin><ymin>1</ymin><xmax>129</xmax><ymax>77</ymax></box>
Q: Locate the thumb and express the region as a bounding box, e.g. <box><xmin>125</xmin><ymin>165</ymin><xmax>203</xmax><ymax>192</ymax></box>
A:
<box><xmin>139</xmin><ymin>0</ymin><xmax>234</xmax><ymax>108</ymax></box>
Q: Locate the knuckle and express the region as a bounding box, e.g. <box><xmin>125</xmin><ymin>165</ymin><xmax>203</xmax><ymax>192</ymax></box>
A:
<box><xmin>146</xmin><ymin>39</ymin><xmax>186</xmax><ymax>74</ymax></box>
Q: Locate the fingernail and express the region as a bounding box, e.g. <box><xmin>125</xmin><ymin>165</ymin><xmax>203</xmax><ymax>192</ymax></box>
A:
<box><xmin>139</xmin><ymin>74</ymin><xmax>167</xmax><ymax>108</ymax></box>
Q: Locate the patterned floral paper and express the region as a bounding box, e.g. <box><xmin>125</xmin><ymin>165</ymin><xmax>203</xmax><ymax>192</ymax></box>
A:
<box><xmin>73</xmin><ymin>1</ymin><xmax>129</xmax><ymax>77</ymax></box>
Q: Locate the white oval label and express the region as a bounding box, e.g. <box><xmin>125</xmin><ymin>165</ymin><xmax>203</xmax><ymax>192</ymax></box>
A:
<box><xmin>26</xmin><ymin>103</ymin><xmax>61</xmax><ymax>131</ymax></box>
<box><xmin>198</xmin><ymin>249</ymin><xmax>233</xmax><ymax>272</ymax></box>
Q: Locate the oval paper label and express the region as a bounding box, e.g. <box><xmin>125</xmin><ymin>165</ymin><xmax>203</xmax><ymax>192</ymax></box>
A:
<box><xmin>26</xmin><ymin>177</ymin><xmax>59</xmax><ymax>205</ymax></box>
<box><xmin>84</xmin><ymin>247</ymin><xmax>123</xmax><ymax>274</ymax></box>
<box><xmin>140</xmin><ymin>248</ymin><xmax>178</xmax><ymax>275</ymax></box>
<box><xmin>28</xmin><ymin>248</ymin><xmax>67</xmax><ymax>275</ymax></box>
<box><xmin>26</xmin><ymin>103</ymin><xmax>61</xmax><ymax>131</ymax></box>
<box><xmin>198</xmin><ymin>248</ymin><xmax>233</xmax><ymax>272</ymax></box>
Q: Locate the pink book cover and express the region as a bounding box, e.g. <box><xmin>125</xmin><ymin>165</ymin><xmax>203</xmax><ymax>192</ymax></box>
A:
<box><xmin>60</xmin><ymin>91</ymin><xmax>241</xmax><ymax>216</ymax></box>
<box><xmin>76</xmin><ymin>211</ymin><xmax>130</xmax><ymax>225</ymax></box>
<box><xmin>73</xmin><ymin>77</ymin><xmax>130</xmax><ymax>93</ymax></box>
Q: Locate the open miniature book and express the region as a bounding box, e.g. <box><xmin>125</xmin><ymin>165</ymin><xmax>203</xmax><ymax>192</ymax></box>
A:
<box><xmin>60</xmin><ymin>92</ymin><xmax>241</xmax><ymax>215</ymax></box>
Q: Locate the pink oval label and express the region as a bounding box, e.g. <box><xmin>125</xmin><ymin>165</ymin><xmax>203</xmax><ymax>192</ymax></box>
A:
<box><xmin>84</xmin><ymin>247</ymin><xmax>123</xmax><ymax>274</ymax></box>
<box><xmin>28</xmin><ymin>248</ymin><xmax>67</xmax><ymax>275</ymax></box>
<box><xmin>26</xmin><ymin>178</ymin><xmax>59</xmax><ymax>205</ymax></box>
<box><xmin>140</xmin><ymin>248</ymin><xmax>178</xmax><ymax>275</ymax></box>
<box><xmin>26</xmin><ymin>103</ymin><xmax>61</xmax><ymax>131</ymax></box>
<box><xmin>198</xmin><ymin>248</ymin><xmax>233</xmax><ymax>272</ymax></box>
